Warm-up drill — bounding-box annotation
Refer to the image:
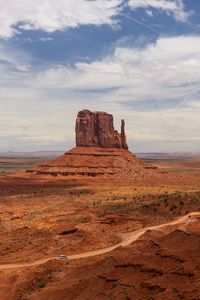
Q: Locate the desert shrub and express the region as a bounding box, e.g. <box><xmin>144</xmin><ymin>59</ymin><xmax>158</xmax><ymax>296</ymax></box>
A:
<box><xmin>196</xmin><ymin>191</ymin><xmax>200</xmax><ymax>197</ymax></box>
<box><xmin>38</xmin><ymin>281</ymin><xmax>45</xmax><ymax>289</ymax></box>
<box><xmin>170</xmin><ymin>205</ymin><xmax>177</xmax><ymax>211</ymax></box>
<box><xmin>142</xmin><ymin>204</ymin><xmax>149</xmax><ymax>209</ymax></box>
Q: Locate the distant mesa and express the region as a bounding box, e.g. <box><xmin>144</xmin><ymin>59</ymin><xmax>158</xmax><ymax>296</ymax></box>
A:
<box><xmin>76</xmin><ymin>110</ymin><xmax>128</xmax><ymax>150</ymax></box>
<box><xmin>27</xmin><ymin>109</ymin><xmax>158</xmax><ymax>177</ymax></box>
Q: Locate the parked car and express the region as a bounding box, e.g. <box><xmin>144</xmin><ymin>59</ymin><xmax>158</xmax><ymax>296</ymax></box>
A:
<box><xmin>59</xmin><ymin>255</ymin><xmax>68</xmax><ymax>260</ymax></box>
<box><xmin>185</xmin><ymin>220</ymin><xmax>193</xmax><ymax>224</ymax></box>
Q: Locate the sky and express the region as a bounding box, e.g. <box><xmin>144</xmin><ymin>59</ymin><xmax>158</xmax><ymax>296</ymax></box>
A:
<box><xmin>0</xmin><ymin>0</ymin><xmax>200</xmax><ymax>153</ymax></box>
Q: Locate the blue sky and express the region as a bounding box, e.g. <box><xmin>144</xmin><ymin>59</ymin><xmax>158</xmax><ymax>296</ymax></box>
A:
<box><xmin>0</xmin><ymin>0</ymin><xmax>200</xmax><ymax>152</ymax></box>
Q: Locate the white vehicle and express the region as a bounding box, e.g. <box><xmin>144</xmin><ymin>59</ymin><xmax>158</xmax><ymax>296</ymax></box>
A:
<box><xmin>185</xmin><ymin>220</ymin><xmax>193</xmax><ymax>224</ymax></box>
<box><xmin>59</xmin><ymin>255</ymin><xmax>68</xmax><ymax>260</ymax></box>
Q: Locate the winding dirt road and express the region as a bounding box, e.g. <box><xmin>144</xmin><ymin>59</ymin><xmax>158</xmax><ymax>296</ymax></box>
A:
<box><xmin>0</xmin><ymin>212</ymin><xmax>199</xmax><ymax>271</ymax></box>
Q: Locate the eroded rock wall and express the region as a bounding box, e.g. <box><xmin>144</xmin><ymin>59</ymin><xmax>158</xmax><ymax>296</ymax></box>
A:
<box><xmin>75</xmin><ymin>110</ymin><xmax>128</xmax><ymax>149</ymax></box>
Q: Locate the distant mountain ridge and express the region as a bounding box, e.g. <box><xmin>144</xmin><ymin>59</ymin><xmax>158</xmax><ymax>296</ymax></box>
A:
<box><xmin>1</xmin><ymin>151</ymin><xmax>200</xmax><ymax>158</ymax></box>
<box><xmin>0</xmin><ymin>151</ymin><xmax>65</xmax><ymax>157</ymax></box>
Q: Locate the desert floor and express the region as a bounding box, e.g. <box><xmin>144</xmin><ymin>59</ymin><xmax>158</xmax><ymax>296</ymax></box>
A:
<box><xmin>0</xmin><ymin>154</ymin><xmax>200</xmax><ymax>300</ymax></box>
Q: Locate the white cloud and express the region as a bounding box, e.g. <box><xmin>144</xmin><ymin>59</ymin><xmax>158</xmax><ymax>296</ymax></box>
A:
<box><xmin>0</xmin><ymin>0</ymin><xmax>122</xmax><ymax>38</ymax></box>
<box><xmin>33</xmin><ymin>36</ymin><xmax>200</xmax><ymax>103</ymax></box>
<box><xmin>1</xmin><ymin>35</ymin><xmax>200</xmax><ymax>151</ymax></box>
<box><xmin>128</xmin><ymin>0</ymin><xmax>191</xmax><ymax>22</ymax></box>
<box><xmin>146</xmin><ymin>10</ymin><xmax>153</xmax><ymax>17</ymax></box>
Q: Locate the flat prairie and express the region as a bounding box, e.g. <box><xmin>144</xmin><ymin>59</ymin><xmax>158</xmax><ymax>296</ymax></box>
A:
<box><xmin>0</xmin><ymin>153</ymin><xmax>200</xmax><ymax>300</ymax></box>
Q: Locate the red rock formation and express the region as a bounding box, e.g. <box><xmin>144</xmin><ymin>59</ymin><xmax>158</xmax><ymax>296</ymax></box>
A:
<box><xmin>75</xmin><ymin>110</ymin><xmax>128</xmax><ymax>149</ymax></box>
<box><xmin>27</xmin><ymin>110</ymin><xmax>159</xmax><ymax>177</ymax></box>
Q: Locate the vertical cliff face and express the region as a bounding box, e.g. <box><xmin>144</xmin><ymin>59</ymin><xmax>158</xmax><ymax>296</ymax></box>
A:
<box><xmin>75</xmin><ymin>110</ymin><xmax>128</xmax><ymax>149</ymax></box>
<box><xmin>75</xmin><ymin>110</ymin><xmax>95</xmax><ymax>147</ymax></box>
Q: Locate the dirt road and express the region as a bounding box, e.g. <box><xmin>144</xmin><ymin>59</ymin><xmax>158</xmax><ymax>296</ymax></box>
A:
<box><xmin>0</xmin><ymin>212</ymin><xmax>199</xmax><ymax>271</ymax></box>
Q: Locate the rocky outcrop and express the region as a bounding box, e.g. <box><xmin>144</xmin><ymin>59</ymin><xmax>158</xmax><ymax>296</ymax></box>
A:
<box><xmin>27</xmin><ymin>109</ymin><xmax>159</xmax><ymax>177</ymax></box>
<box><xmin>75</xmin><ymin>110</ymin><xmax>128</xmax><ymax>149</ymax></box>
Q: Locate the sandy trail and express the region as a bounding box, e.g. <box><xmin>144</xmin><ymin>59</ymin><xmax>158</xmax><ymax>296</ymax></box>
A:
<box><xmin>0</xmin><ymin>212</ymin><xmax>199</xmax><ymax>271</ymax></box>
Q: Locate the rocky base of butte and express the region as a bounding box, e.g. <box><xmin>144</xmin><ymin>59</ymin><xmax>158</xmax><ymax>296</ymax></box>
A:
<box><xmin>28</xmin><ymin>110</ymin><xmax>157</xmax><ymax>177</ymax></box>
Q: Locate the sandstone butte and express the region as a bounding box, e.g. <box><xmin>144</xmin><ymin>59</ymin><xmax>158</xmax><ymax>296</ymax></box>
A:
<box><xmin>27</xmin><ymin>109</ymin><xmax>158</xmax><ymax>177</ymax></box>
<box><xmin>76</xmin><ymin>110</ymin><xmax>128</xmax><ymax>149</ymax></box>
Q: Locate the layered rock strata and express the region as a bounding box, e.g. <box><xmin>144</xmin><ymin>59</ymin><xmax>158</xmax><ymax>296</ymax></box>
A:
<box><xmin>27</xmin><ymin>147</ymin><xmax>146</xmax><ymax>177</ymax></box>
